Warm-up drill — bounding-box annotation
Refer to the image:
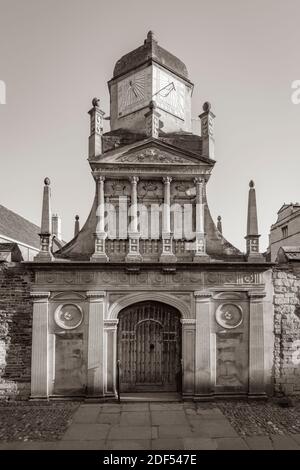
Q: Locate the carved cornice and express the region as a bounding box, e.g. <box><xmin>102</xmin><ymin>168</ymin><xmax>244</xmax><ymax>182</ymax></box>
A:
<box><xmin>194</xmin><ymin>290</ymin><xmax>212</xmax><ymax>301</ymax></box>
<box><xmin>86</xmin><ymin>290</ymin><xmax>106</xmax><ymax>301</ymax></box>
<box><xmin>181</xmin><ymin>318</ymin><xmax>196</xmax><ymax>325</ymax></box>
<box><xmin>30</xmin><ymin>291</ymin><xmax>50</xmax><ymax>302</ymax></box>
<box><xmin>104</xmin><ymin>319</ymin><xmax>119</xmax><ymax>330</ymax></box>
<box><xmin>248</xmin><ymin>290</ymin><xmax>266</xmax><ymax>301</ymax></box>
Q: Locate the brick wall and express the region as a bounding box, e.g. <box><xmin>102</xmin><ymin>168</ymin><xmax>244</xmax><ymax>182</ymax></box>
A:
<box><xmin>273</xmin><ymin>267</ymin><xmax>300</xmax><ymax>396</ymax></box>
<box><xmin>0</xmin><ymin>262</ymin><xmax>33</xmax><ymax>400</ymax></box>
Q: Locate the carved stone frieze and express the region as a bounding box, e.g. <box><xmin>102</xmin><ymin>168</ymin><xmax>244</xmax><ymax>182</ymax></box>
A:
<box><xmin>117</xmin><ymin>148</ymin><xmax>187</xmax><ymax>164</ymax></box>
<box><xmin>35</xmin><ymin>270</ymin><xmax>262</xmax><ymax>288</ymax></box>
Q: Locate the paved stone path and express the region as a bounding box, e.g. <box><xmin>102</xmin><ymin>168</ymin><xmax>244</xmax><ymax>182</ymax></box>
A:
<box><xmin>1</xmin><ymin>401</ymin><xmax>300</xmax><ymax>450</ymax></box>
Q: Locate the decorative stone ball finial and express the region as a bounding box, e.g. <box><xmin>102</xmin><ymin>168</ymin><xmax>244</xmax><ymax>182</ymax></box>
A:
<box><xmin>202</xmin><ymin>101</ymin><xmax>211</xmax><ymax>112</ymax></box>
<box><xmin>217</xmin><ymin>215</ymin><xmax>222</xmax><ymax>221</ymax></box>
<box><xmin>92</xmin><ymin>97</ymin><xmax>100</xmax><ymax>108</ymax></box>
<box><xmin>75</xmin><ymin>215</ymin><xmax>79</xmax><ymax>221</ymax></box>
<box><xmin>44</xmin><ymin>177</ymin><xmax>50</xmax><ymax>186</ymax></box>
<box><xmin>249</xmin><ymin>180</ymin><xmax>255</xmax><ymax>188</ymax></box>
<box><xmin>145</xmin><ymin>30</ymin><xmax>156</xmax><ymax>44</ymax></box>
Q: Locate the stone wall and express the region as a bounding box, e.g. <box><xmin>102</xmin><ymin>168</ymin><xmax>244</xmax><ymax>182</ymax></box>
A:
<box><xmin>0</xmin><ymin>262</ymin><xmax>33</xmax><ymax>400</ymax></box>
<box><xmin>273</xmin><ymin>267</ymin><xmax>300</xmax><ymax>396</ymax></box>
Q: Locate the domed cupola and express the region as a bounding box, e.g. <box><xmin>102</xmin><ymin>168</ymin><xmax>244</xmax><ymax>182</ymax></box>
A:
<box><xmin>113</xmin><ymin>31</ymin><xmax>189</xmax><ymax>81</ymax></box>
<box><xmin>108</xmin><ymin>31</ymin><xmax>194</xmax><ymax>134</ymax></box>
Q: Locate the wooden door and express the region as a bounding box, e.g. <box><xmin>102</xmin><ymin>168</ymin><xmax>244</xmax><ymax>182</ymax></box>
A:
<box><xmin>118</xmin><ymin>301</ymin><xmax>181</xmax><ymax>392</ymax></box>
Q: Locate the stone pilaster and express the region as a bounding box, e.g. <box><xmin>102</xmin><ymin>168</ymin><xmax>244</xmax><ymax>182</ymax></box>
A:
<box><xmin>30</xmin><ymin>291</ymin><xmax>50</xmax><ymax>398</ymax></box>
<box><xmin>91</xmin><ymin>176</ymin><xmax>109</xmax><ymax>262</ymax></box>
<box><xmin>126</xmin><ymin>176</ymin><xmax>142</xmax><ymax>262</ymax></box>
<box><xmin>87</xmin><ymin>291</ymin><xmax>106</xmax><ymax>397</ymax></box>
<box><xmin>194</xmin><ymin>291</ymin><xmax>213</xmax><ymax>396</ymax></box>
<box><xmin>248</xmin><ymin>290</ymin><xmax>266</xmax><ymax>396</ymax></box>
<box><xmin>181</xmin><ymin>319</ymin><xmax>196</xmax><ymax>397</ymax></box>
<box><xmin>104</xmin><ymin>319</ymin><xmax>119</xmax><ymax>397</ymax></box>
<box><xmin>160</xmin><ymin>176</ymin><xmax>177</xmax><ymax>263</ymax></box>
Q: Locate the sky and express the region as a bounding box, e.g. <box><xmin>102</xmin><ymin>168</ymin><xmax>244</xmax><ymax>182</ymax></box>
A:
<box><xmin>0</xmin><ymin>0</ymin><xmax>300</xmax><ymax>251</ymax></box>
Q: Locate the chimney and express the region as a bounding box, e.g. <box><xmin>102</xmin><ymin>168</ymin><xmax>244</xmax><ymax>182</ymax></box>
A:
<box><xmin>34</xmin><ymin>177</ymin><xmax>53</xmax><ymax>261</ymax></box>
<box><xmin>52</xmin><ymin>214</ymin><xmax>62</xmax><ymax>240</ymax></box>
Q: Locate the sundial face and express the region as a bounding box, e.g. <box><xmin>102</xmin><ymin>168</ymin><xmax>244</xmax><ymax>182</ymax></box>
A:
<box><xmin>153</xmin><ymin>65</ymin><xmax>185</xmax><ymax>120</ymax></box>
<box><xmin>117</xmin><ymin>67</ymin><xmax>152</xmax><ymax>117</ymax></box>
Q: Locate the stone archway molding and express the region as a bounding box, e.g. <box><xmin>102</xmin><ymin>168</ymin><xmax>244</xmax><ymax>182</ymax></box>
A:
<box><xmin>107</xmin><ymin>292</ymin><xmax>191</xmax><ymax>320</ymax></box>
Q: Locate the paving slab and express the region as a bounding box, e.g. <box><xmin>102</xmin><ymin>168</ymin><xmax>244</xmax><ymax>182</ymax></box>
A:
<box><xmin>151</xmin><ymin>411</ymin><xmax>189</xmax><ymax>426</ymax></box>
<box><xmin>216</xmin><ymin>438</ymin><xmax>249</xmax><ymax>450</ymax></box>
<box><xmin>151</xmin><ymin>438</ymin><xmax>184</xmax><ymax>450</ymax></box>
<box><xmin>62</xmin><ymin>423</ymin><xmax>110</xmax><ymax>441</ymax></box>
<box><xmin>122</xmin><ymin>403</ymin><xmax>149</xmax><ymax>411</ymax></box>
<box><xmin>290</xmin><ymin>433</ymin><xmax>300</xmax><ymax>445</ymax></box>
<box><xmin>120</xmin><ymin>411</ymin><xmax>151</xmax><ymax>426</ymax></box>
<box><xmin>72</xmin><ymin>406</ymin><xmax>100</xmax><ymax>423</ymax></box>
<box><xmin>245</xmin><ymin>436</ymin><xmax>274</xmax><ymax>450</ymax></box>
<box><xmin>106</xmin><ymin>439</ymin><xmax>151</xmax><ymax>450</ymax></box>
<box><xmin>158</xmin><ymin>425</ymin><xmax>194</xmax><ymax>438</ymax></box>
<box><xmin>270</xmin><ymin>435</ymin><xmax>300</xmax><ymax>450</ymax></box>
<box><xmin>184</xmin><ymin>437</ymin><xmax>217</xmax><ymax>450</ymax></box>
<box><xmin>190</xmin><ymin>420</ymin><xmax>239</xmax><ymax>438</ymax></box>
<box><xmin>57</xmin><ymin>440</ymin><xmax>106</xmax><ymax>450</ymax></box>
<box><xmin>97</xmin><ymin>413</ymin><xmax>120</xmax><ymax>425</ymax></box>
<box><xmin>0</xmin><ymin>441</ymin><xmax>59</xmax><ymax>450</ymax></box>
<box><xmin>150</xmin><ymin>403</ymin><xmax>184</xmax><ymax>411</ymax></box>
<box><xmin>108</xmin><ymin>425</ymin><xmax>152</xmax><ymax>440</ymax></box>
<box><xmin>98</xmin><ymin>405</ymin><xmax>121</xmax><ymax>413</ymax></box>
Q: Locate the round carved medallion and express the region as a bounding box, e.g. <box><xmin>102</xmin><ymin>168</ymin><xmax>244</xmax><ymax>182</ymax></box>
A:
<box><xmin>54</xmin><ymin>304</ymin><xmax>83</xmax><ymax>330</ymax></box>
<box><xmin>215</xmin><ymin>303</ymin><xmax>243</xmax><ymax>329</ymax></box>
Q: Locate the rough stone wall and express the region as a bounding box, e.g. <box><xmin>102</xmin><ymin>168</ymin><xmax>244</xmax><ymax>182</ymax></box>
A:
<box><xmin>273</xmin><ymin>267</ymin><xmax>300</xmax><ymax>396</ymax></box>
<box><xmin>0</xmin><ymin>262</ymin><xmax>33</xmax><ymax>400</ymax></box>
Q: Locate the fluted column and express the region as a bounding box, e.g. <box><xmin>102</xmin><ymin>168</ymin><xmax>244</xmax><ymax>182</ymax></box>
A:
<box><xmin>104</xmin><ymin>319</ymin><xmax>119</xmax><ymax>397</ymax></box>
<box><xmin>87</xmin><ymin>291</ymin><xmax>106</xmax><ymax>397</ymax></box>
<box><xmin>126</xmin><ymin>176</ymin><xmax>142</xmax><ymax>262</ymax></box>
<box><xmin>181</xmin><ymin>319</ymin><xmax>196</xmax><ymax>397</ymax></box>
<box><xmin>194</xmin><ymin>290</ymin><xmax>213</xmax><ymax>396</ymax></box>
<box><xmin>248</xmin><ymin>291</ymin><xmax>266</xmax><ymax>396</ymax></box>
<box><xmin>30</xmin><ymin>291</ymin><xmax>50</xmax><ymax>398</ymax></box>
<box><xmin>193</xmin><ymin>177</ymin><xmax>210</xmax><ymax>262</ymax></box>
<box><xmin>91</xmin><ymin>175</ymin><xmax>109</xmax><ymax>262</ymax></box>
<box><xmin>160</xmin><ymin>176</ymin><xmax>177</xmax><ymax>262</ymax></box>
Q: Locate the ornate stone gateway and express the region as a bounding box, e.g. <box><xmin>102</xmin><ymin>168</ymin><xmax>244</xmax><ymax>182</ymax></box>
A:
<box><xmin>117</xmin><ymin>301</ymin><xmax>182</xmax><ymax>392</ymax></box>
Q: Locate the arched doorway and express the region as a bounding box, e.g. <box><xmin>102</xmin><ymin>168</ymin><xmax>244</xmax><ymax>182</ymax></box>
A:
<box><xmin>117</xmin><ymin>301</ymin><xmax>182</xmax><ymax>392</ymax></box>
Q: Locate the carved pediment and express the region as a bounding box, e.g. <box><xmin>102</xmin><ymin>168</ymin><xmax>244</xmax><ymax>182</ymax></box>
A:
<box><xmin>117</xmin><ymin>148</ymin><xmax>188</xmax><ymax>164</ymax></box>
<box><xmin>97</xmin><ymin>139</ymin><xmax>213</xmax><ymax>169</ymax></box>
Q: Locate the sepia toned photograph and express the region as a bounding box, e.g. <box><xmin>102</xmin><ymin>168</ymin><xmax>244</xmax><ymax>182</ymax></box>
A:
<box><xmin>0</xmin><ymin>0</ymin><xmax>300</xmax><ymax>458</ymax></box>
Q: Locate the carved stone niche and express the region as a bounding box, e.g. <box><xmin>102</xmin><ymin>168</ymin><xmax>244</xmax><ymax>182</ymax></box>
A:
<box><xmin>105</xmin><ymin>179</ymin><xmax>131</xmax><ymax>197</ymax></box>
<box><xmin>138</xmin><ymin>180</ymin><xmax>163</xmax><ymax>199</ymax></box>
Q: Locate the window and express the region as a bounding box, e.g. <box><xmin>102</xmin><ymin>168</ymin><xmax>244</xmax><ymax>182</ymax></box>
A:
<box><xmin>282</xmin><ymin>225</ymin><xmax>288</xmax><ymax>238</ymax></box>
